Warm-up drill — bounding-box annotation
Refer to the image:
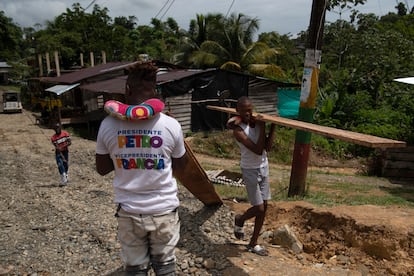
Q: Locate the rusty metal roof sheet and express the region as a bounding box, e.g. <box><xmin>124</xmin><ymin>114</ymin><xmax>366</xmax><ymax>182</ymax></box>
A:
<box><xmin>80</xmin><ymin>69</ymin><xmax>213</xmax><ymax>94</ymax></box>
<box><xmin>81</xmin><ymin>76</ymin><xmax>126</xmax><ymax>94</ymax></box>
<box><xmin>41</xmin><ymin>61</ymin><xmax>133</xmax><ymax>85</ymax></box>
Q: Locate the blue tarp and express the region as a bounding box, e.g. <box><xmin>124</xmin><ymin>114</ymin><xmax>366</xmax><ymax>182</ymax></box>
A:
<box><xmin>277</xmin><ymin>89</ymin><xmax>301</xmax><ymax>118</ymax></box>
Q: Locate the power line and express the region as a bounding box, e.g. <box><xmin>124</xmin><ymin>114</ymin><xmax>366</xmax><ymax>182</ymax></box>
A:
<box><xmin>225</xmin><ymin>0</ymin><xmax>236</xmax><ymax>17</ymax></box>
<box><xmin>154</xmin><ymin>0</ymin><xmax>171</xmax><ymax>19</ymax></box>
<box><xmin>84</xmin><ymin>0</ymin><xmax>98</xmax><ymax>11</ymax></box>
<box><xmin>159</xmin><ymin>0</ymin><xmax>176</xmax><ymax>20</ymax></box>
<box><xmin>404</xmin><ymin>0</ymin><xmax>411</xmax><ymax>11</ymax></box>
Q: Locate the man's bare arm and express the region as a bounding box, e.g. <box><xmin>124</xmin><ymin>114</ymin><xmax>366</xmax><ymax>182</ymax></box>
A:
<box><xmin>96</xmin><ymin>154</ymin><xmax>114</xmax><ymax>175</ymax></box>
<box><xmin>233</xmin><ymin>120</ymin><xmax>266</xmax><ymax>155</ymax></box>
<box><xmin>172</xmin><ymin>152</ymin><xmax>189</xmax><ymax>175</ymax></box>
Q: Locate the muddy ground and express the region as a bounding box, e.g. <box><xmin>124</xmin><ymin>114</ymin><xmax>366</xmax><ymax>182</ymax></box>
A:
<box><xmin>0</xmin><ymin>110</ymin><xmax>414</xmax><ymax>275</ymax></box>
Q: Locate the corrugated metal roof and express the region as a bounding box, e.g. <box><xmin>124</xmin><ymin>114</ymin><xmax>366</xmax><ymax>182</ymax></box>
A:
<box><xmin>41</xmin><ymin>61</ymin><xmax>133</xmax><ymax>85</ymax></box>
<box><xmin>81</xmin><ymin>76</ymin><xmax>126</xmax><ymax>94</ymax></box>
<box><xmin>45</xmin><ymin>83</ymin><xmax>80</xmax><ymax>95</ymax></box>
<box><xmin>0</xmin><ymin>62</ymin><xmax>12</xmax><ymax>68</ymax></box>
<box><xmin>80</xmin><ymin>69</ymin><xmax>213</xmax><ymax>94</ymax></box>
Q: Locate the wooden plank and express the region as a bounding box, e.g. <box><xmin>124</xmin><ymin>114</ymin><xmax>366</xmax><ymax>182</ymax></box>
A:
<box><xmin>173</xmin><ymin>140</ymin><xmax>223</xmax><ymax>206</ymax></box>
<box><xmin>207</xmin><ymin>105</ymin><xmax>406</xmax><ymax>149</ymax></box>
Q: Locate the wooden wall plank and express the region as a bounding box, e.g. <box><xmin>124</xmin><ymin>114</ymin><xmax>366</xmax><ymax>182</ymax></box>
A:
<box><xmin>383</xmin><ymin>160</ymin><xmax>414</xmax><ymax>170</ymax></box>
<box><xmin>382</xmin><ymin>168</ymin><xmax>414</xmax><ymax>178</ymax></box>
<box><xmin>165</xmin><ymin>94</ymin><xmax>192</xmax><ymax>133</ymax></box>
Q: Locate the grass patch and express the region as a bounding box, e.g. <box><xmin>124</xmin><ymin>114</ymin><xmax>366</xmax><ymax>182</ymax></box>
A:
<box><xmin>189</xmin><ymin>130</ymin><xmax>240</xmax><ymax>159</ymax></box>
<box><xmin>207</xmin><ymin>170</ymin><xmax>414</xmax><ymax>208</ymax></box>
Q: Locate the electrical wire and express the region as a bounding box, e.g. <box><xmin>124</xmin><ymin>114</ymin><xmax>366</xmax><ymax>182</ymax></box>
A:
<box><xmin>84</xmin><ymin>0</ymin><xmax>98</xmax><ymax>11</ymax></box>
<box><xmin>315</xmin><ymin>0</ymin><xmax>327</xmax><ymax>53</ymax></box>
<box><xmin>225</xmin><ymin>0</ymin><xmax>236</xmax><ymax>17</ymax></box>
<box><xmin>404</xmin><ymin>0</ymin><xmax>411</xmax><ymax>11</ymax></box>
<box><xmin>375</xmin><ymin>0</ymin><xmax>383</xmax><ymax>14</ymax></box>
<box><xmin>154</xmin><ymin>0</ymin><xmax>171</xmax><ymax>19</ymax></box>
<box><xmin>159</xmin><ymin>0</ymin><xmax>176</xmax><ymax>20</ymax></box>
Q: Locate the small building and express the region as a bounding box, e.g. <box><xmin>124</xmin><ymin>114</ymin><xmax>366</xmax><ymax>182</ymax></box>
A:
<box><xmin>81</xmin><ymin>66</ymin><xmax>298</xmax><ymax>133</ymax></box>
<box><xmin>30</xmin><ymin>61</ymin><xmax>135</xmax><ymax>126</ymax></box>
<box><xmin>34</xmin><ymin>60</ymin><xmax>299</xmax><ymax>133</ymax></box>
<box><xmin>0</xmin><ymin>62</ymin><xmax>12</xmax><ymax>84</ymax></box>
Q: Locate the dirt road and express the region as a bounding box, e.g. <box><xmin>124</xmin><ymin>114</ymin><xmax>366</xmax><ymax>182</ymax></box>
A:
<box><xmin>1</xmin><ymin>110</ymin><xmax>414</xmax><ymax>275</ymax></box>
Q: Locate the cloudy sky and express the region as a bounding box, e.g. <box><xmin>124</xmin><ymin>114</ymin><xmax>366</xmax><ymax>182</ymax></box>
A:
<box><xmin>0</xmin><ymin>0</ymin><xmax>407</xmax><ymax>36</ymax></box>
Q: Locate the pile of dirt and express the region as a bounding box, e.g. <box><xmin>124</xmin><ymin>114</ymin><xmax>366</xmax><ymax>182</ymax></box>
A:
<box><xmin>226</xmin><ymin>200</ymin><xmax>414</xmax><ymax>275</ymax></box>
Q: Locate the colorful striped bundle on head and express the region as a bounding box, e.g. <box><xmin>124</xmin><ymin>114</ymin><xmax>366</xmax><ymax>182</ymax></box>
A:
<box><xmin>104</xmin><ymin>98</ymin><xmax>165</xmax><ymax>121</ymax></box>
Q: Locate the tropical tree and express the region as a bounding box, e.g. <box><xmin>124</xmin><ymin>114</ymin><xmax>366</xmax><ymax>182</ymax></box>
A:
<box><xmin>132</xmin><ymin>17</ymin><xmax>185</xmax><ymax>62</ymax></box>
<box><xmin>110</xmin><ymin>16</ymin><xmax>137</xmax><ymax>61</ymax></box>
<box><xmin>175</xmin><ymin>13</ymin><xmax>224</xmax><ymax>66</ymax></box>
<box><xmin>258</xmin><ymin>31</ymin><xmax>304</xmax><ymax>82</ymax></box>
<box><xmin>316</xmin><ymin>4</ymin><xmax>414</xmax><ymax>147</ymax></box>
<box><xmin>0</xmin><ymin>11</ymin><xmax>24</xmax><ymax>61</ymax></box>
<box><xmin>189</xmin><ymin>12</ymin><xmax>259</xmax><ymax>67</ymax></box>
<box><xmin>32</xmin><ymin>3</ymin><xmax>115</xmax><ymax>68</ymax></box>
<box><xmin>186</xmin><ymin>12</ymin><xmax>285</xmax><ymax>79</ymax></box>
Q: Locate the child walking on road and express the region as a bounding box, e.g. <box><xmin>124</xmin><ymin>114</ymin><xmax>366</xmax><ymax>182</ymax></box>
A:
<box><xmin>228</xmin><ymin>96</ymin><xmax>275</xmax><ymax>256</ymax></box>
<box><xmin>51</xmin><ymin>123</ymin><xmax>71</xmax><ymax>186</ymax></box>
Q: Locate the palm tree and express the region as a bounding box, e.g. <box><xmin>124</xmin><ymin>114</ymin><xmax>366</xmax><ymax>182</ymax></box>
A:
<box><xmin>185</xmin><ymin>12</ymin><xmax>285</xmax><ymax>79</ymax></box>
<box><xmin>175</xmin><ymin>13</ymin><xmax>224</xmax><ymax>66</ymax></box>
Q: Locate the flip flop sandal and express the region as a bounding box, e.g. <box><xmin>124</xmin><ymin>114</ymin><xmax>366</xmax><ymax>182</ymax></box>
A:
<box><xmin>234</xmin><ymin>216</ymin><xmax>244</xmax><ymax>240</ymax></box>
<box><xmin>247</xmin><ymin>244</ymin><xmax>269</xmax><ymax>256</ymax></box>
<box><xmin>234</xmin><ymin>225</ymin><xmax>244</xmax><ymax>240</ymax></box>
<box><xmin>104</xmin><ymin>98</ymin><xmax>165</xmax><ymax>121</ymax></box>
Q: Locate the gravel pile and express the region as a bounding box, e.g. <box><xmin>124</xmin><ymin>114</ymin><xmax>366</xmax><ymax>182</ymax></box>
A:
<box><xmin>0</xmin><ymin>111</ymin><xmax>243</xmax><ymax>276</ymax></box>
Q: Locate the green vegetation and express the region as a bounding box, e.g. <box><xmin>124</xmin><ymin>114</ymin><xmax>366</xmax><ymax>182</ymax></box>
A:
<box><xmin>3</xmin><ymin>1</ymin><xmax>413</xmax><ymax>147</ymax></box>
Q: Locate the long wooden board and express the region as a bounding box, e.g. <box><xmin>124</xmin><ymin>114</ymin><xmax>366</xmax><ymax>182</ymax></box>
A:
<box><xmin>173</xmin><ymin>140</ymin><xmax>223</xmax><ymax>206</ymax></box>
<box><xmin>207</xmin><ymin>105</ymin><xmax>406</xmax><ymax>149</ymax></box>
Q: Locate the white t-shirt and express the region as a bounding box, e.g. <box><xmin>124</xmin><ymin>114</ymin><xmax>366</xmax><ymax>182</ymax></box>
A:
<box><xmin>236</xmin><ymin>122</ymin><xmax>268</xmax><ymax>169</ymax></box>
<box><xmin>96</xmin><ymin>113</ymin><xmax>186</xmax><ymax>214</ymax></box>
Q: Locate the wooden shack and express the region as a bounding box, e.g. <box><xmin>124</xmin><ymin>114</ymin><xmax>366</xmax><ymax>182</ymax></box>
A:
<box><xmin>158</xmin><ymin>69</ymin><xmax>297</xmax><ymax>133</ymax></box>
<box><xmin>35</xmin><ymin>59</ymin><xmax>298</xmax><ymax>133</ymax></box>
<box><xmin>31</xmin><ymin>61</ymin><xmax>134</xmax><ymax>126</ymax></box>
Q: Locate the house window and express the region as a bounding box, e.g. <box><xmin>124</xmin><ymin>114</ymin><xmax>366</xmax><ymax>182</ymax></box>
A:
<box><xmin>97</xmin><ymin>95</ymin><xmax>104</xmax><ymax>108</ymax></box>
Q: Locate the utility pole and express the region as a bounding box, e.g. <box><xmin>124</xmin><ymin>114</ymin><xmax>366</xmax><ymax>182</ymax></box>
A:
<box><xmin>288</xmin><ymin>0</ymin><xmax>327</xmax><ymax>197</ymax></box>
